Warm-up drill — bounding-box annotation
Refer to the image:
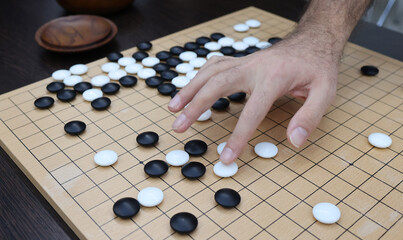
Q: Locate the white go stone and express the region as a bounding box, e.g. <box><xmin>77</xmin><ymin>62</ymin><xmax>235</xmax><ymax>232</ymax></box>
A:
<box><xmin>254</xmin><ymin>142</ymin><xmax>278</xmax><ymax>158</ymax></box>
<box><xmin>166</xmin><ymin>150</ymin><xmax>189</xmax><ymax>166</ymax></box>
<box><xmin>233</xmin><ymin>23</ymin><xmax>249</xmax><ymax>32</ymax></box>
<box><xmin>141</xmin><ymin>57</ymin><xmax>160</xmax><ymax>67</ymax></box>
<box><xmin>83</xmin><ymin>89</ymin><xmax>103</xmax><ymax>101</ymax></box>
<box><xmin>69</xmin><ymin>64</ymin><xmax>88</xmax><ymax>75</ymax></box>
<box><xmin>94</xmin><ymin>150</ymin><xmax>118</xmax><ymax>166</ymax></box>
<box><xmin>197</xmin><ymin>109</ymin><xmax>212</xmax><ymax>121</ymax></box>
<box><xmin>52</xmin><ymin>69</ymin><xmax>70</xmax><ymax>81</ymax></box>
<box><xmin>137</xmin><ymin>187</ymin><xmax>164</xmax><ymax>207</ymax></box>
<box><xmin>101</xmin><ymin>62</ymin><xmax>120</xmax><ymax>73</ymax></box>
<box><xmin>217</xmin><ymin>142</ymin><xmax>227</xmax><ymax>155</ymax></box>
<box><xmin>256</xmin><ymin>41</ymin><xmax>272</xmax><ymax>49</ymax></box>
<box><xmin>108</xmin><ymin>69</ymin><xmax>127</xmax><ymax>80</ymax></box>
<box><xmin>91</xmin><ymin>75</ymin><xmax>110</xmax><ymax>87</ymax></box>
<box><xmin>118</xmin><ymin>57</ymin><xmax>136</xmax><ymax>66</ymax></box>
<box><xmin>176</xmin><ymin>63</ymin><xmax>194</xmax><ymax>74</ymax></box>
<box><xmin>218</xmin><ymin>37</ymin><xmax>235</xmax><ymax>47</ymax></box>
<box><xmin>213</xmin><ymin>161</ymin><xmax>238</xmax><ymax>178</ymax></box>
<box><xmin>125</xmin><ymin>63</ymin><xmax>143</xmax><ymax>74</ymax></box>
<box><xmin>243</xmin><ymin>36</ymin><xmax>259</xmax><ymax>46</ymax></box>
<box><xmin>189</xmin><ymin>58</ymin><xmax>207</xmax><ymax>68</ymax></box>
<box><xmin>204</xmin><ymin>42</ymin><xmax>221</xmax><ymax>51</ymax></box>
<box><xmin>137</xmin><ymin>68</ymin><xmax>156</xmax><ymax>79</ymax></box>
<box><xmin>232</xmin><ymin>41</ymin><xmax>249</xmax><ymax>51</ymax></box>
<box><xmin>245</xmin><ymin>19</ymin><xmax>261</xmax><ymax>28</ymax></box>
<box><xmin>186</xmin><ymin>70</ymin><xmax>198</xmax><ymax>80</ymax></box>
<box><xmin>63</xmin><ymin>75</ymin><xmax>82</xmax><ymax>86</ymax></box>
<box><xmin>312</xmin><ymin>202</ymin><xmax>341</xmax><ymax>224</ymax></box>
<box><xmin>172</xmin><ymin>76</ymin><xmax>190</xmax><ymax>88</ymax></box>
<box><xmin>207</xmin><ymin>52</ymin><xmax>224</xmax><ymax>59</ymax></box>
<box><xmin>179</xmin><ymin>51</ymin><xmax>197</xmax><ymax>62</ymax></box>
<box><xmin>368</xmin><ymin>133</ymin><xmax>392</xmax><ymax>148</ymax></box>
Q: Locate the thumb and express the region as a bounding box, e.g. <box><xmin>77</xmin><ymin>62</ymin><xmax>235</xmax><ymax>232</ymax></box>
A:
<box><xmin>287</xmin><ymin>81</ymin><xmax>335</xmax><ymax>148</ymax></box>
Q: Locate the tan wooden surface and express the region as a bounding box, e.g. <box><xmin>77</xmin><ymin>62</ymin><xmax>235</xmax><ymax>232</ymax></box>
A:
<box><xmin>0</xmin><ymin>7</ymin><xmax>402</xmax><ymax>239</ymax></box>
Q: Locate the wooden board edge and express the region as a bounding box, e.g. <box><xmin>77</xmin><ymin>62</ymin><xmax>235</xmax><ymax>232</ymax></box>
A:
<box><xmin>1</xmin><ymin>6</ymin><xmax>402</xmax><ymax>102</ymax></box>
<box><xmin>347</xmin><ymin>42</ymin><xmax>403</xmax><ymax>66</ymax></box>
<box><xmin>0</xmin><ymin>120</ymin><xmax>108</xmax><ymax>240</ymax></box>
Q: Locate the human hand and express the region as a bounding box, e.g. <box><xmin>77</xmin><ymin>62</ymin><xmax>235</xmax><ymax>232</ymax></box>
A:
<box><xmin>168</xmin><ymin>32</ymin><xmax>340</xmax><ymax>165</ymax></box>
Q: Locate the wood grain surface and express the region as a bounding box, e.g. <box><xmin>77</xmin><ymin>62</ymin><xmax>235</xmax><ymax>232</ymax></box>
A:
<box><xmin>0</xmin><ymin>0</ymin><xmax>402</xmax><ymax>239</ymax></box>
<box><xmin>36</xmin><ymin>15</ymin><xmax>114</xmax><ymax>51</ymax></box>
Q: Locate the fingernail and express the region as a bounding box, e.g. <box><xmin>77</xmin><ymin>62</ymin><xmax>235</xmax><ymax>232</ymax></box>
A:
<box><xmin>168</xmin><ymin>95</ymin><xmax>181</xmax><ymax>110</ymax></box>
<box><xmin>290</xmin><ymin>127</ymin><xmax>308</xmax><ymax>148</ymax></box>
<box><xmin>220</xmin><ymin>147</ymin><xmax>235</xmax><ymax>164</ymax></box>
<box><xmin>172</xmin><ymin>114</ymin><xmax>187</xmax><ymax>130</ymax></box>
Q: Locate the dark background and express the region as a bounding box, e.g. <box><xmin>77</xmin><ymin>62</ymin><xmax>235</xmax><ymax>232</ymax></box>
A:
<box><xmin>0</xmin><ymin>0</ymin><xmax>402</xmax><ymax>239</ymax></box>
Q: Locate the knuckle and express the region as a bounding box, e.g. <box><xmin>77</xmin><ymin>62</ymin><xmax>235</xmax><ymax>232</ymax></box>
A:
<box><xmin>209</xmin><ymin>73</ymin><xmax>229</xmax><ymax>88</ymax></box>
<box><xmin>209</xmin><ymin>55</ymin><xmax>224</xmax><ymax>63</ymax></box>
<box><xmin>210</xmin><ymin>55</ymin><xmax>231</xmax><ymax>65</ymax></box>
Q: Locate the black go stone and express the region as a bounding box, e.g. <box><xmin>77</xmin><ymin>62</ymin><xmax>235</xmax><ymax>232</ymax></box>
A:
<box><xmin>113</xmin><ymin>197</ymin><xmax>140</xmax><ymax>219</ymax></box>
<box><xmin>101</xmin><ymin>83</ymin><xmax>120</xmax><ymax>94</ymax></box>
<box><xmin>64</xmin><ymin>120</ymin><xmax>86</xmax><ymax>135</ymax></box>
<box><xmin>34</xmin><ymin>96</ymin><xmax>54</xmax><ymax>109</ymax></box>
<box><xmin>184</xmin><ymin>42</ymin><xmax>198</xmax><ymax>51</ymax></box>
<box><xmin>228</xmin><ymin>92</ymin><xmax>246</xmax><ymax>102</ymax></box>
<box><xmin>47</xmin><ymin>82</ymin><xmax>65</xmax><ymax>93</ymax></box>
<box><xmin>132</xmin><ymin>51</ymin><xmax>149</xmax><ymax>61</ymax></box>
<box><xmin>91</xmin><ymin>97</ymin><xmax>111</xmax><ymax>110</ymax></box>
<box><xmin>136</xmin><ymin>131</ymin><xmax>159</xmax><ymax>146</ymax></box>
<box><xmin>158</xmin><ymin>83</ymin><xmax>176</xmax><ymax>96</ymax></box>
<box><xmin>220</xmin><ymin>46</ymin><xmax>236</xmax><ymax>56</ymax></box>
<box><xmin>210</xmin><ymin>32</ymin><xmax>225</xmax><ymax>41</ymax></box>
<box><xmin>170</xmin><ymin>46</ymin><xmax>186</xmax><ymax>56</ymax></box>
<box><xmin>184</xmin><ymin>139</ymin><xmax>208</xmax><ymax>156</ymax></box>
<box><xmin>181</xmin><ymin>162</ymin><xmax>206</xmax><ymax>179</ymax></box>
<box><xmin>361</xmin><ymin>65</ymin><xmax>379</xmax><ymax>76</ymax></box>
<box><xmin>57</xmin><ymin>89</ymin><xmax>76</xmax><ymax>102</ymax></box>
<box><xmin>245</xmin><ymin>46</ymin><xmax>260</xmax><ymax>55</ymax></box>
<box><xmin>153</xmin><ymin>63</ymin><xmax>170</xmax><ymax>73</ymax></box>
<box><xmin>119</xmin><ymin>76</ymin><xmax>137</xmax><ymax>87</ymax></box>
<box><xmin>268</xmin><ymin>37</ymin><xmax>282</xmax><ymax>45</ymax></box>
<box><xmin>136</xmin><ymin>41</ymin><xmax>152</xmax><ymax>51</ymax></box>
<box><xmin>170</xmin><ymin>212</ymin><xmax>198</xmax><ymax>234</ymax></box>
<box><xmin>214</xmin><ymin>188</ymin><xmax>241</xmax><ymax>208</ymax></box>
<box><xmin>73</xmin><ymin>82</ymin><xmax>92</xmax><ymax>93</ymax></box>
<box><xmin>161</xmin><ymin>70</ymin><xmax>179</xmax><ymax>81</ymax></box>
<box><xmin>194</xmin><ymin>48</ymin><xmax>210</xmax><ymax>57</ymax></box>
<box><xmin>156</xmin><ymin>51</ymin><xmax>172</xmax><ymax>61</ymax></box>
<box><xmin>166</xmin><ymin>57</ymin><xmax>183</xmax><ymax>68</ymax></box>
<box><xmin>212</xmin><ymin>98</ymin><xmax>230</xmax><ymax>110</ymax></box>
<box><xmin>145</xmin><ymin>76</ymin><xmax>164</xmax><ymax>88</ymax></box>
<box><xmin>233</xmin><ymin>52</ymin><xmax>247</xmax><ymax>58</ymax></box>
<box><xmin>195</xmin><ymin>36</ymin><xmax>211</xmax><ymax>45</ymax></box>
<box><xmin>171</xmin><ymin>90</ymin><xmax>179</xmax><ymax>98</ymax></box>
<box><xmin>144</xmin><ymin>160</ymin><xmax>169</xmax><ymax>177</ymax></box>
<box><xmin>106</xmin><ymin>52</ymin><xmax>123</xmax><ymax>62</ymax></box>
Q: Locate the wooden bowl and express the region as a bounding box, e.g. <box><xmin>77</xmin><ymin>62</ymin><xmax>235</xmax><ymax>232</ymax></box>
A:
<box><xmin>56</xmin><ymin>0</ymin><xmax>135</xmax><ymax>14</ymax></box>
<box><xmin>35</xmin><ymin>15</ymin><xmax>118</xmax><ymax>52</ymax></box>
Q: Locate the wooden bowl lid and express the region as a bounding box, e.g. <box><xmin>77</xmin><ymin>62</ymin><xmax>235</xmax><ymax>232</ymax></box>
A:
<box><xmin>35</xmin><ymin>15</ymin><xmax>117</xmax><ymax>52</ymax></box>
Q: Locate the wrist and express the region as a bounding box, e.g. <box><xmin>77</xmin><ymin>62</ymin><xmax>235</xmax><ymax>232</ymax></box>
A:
<box><xmin>286</xmin><ymin>0</ymin><xmax>372</xmax><ymax>65</ymax></box>
<box><xmin>287</xmin><ymin>24</ymin><xmax>347</xmax><ymax>64</ymax></box>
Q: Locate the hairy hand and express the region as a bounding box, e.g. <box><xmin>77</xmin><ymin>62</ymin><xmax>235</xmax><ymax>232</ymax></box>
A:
<box><xmin>168</xmin><ymin>32</ymin><xmax>340</xmax><ymax>164</ymax></box>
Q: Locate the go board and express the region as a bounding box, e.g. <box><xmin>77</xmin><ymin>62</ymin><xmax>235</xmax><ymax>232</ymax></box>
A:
<box><xmin>0</xmin><ymin>6</ymin><xmax>402</xmax><ymax>240</ymax></box>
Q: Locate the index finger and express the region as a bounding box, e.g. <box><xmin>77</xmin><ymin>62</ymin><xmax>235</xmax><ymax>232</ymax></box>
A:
<box><xmin>168</xmin><ymin>56</ymin><xmax>233</xmax><ymax>112</ymax></box>
<box><xmin>220</xmin><ymin>88</ymin><xmax>276</xmax><ymax>164</ymax></box>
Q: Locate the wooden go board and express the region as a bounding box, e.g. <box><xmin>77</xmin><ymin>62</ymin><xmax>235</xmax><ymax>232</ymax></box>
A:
<box><xmin>0</xmin><ymin>7</ymin><xmax>402</xmax><ymax>240</ymax></box>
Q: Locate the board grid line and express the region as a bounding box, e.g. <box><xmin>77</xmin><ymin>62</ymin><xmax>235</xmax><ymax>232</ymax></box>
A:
<box><xmin>0</xmin><ymin>7</ymin><xmax>402</xmax><ymax>239</ymax></box>
<box><xmin>0</xmin><ymin>105</ymin><xmax>113</xmax><ymax>239</ymax></box>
